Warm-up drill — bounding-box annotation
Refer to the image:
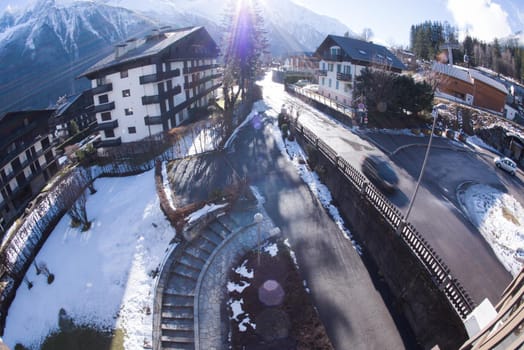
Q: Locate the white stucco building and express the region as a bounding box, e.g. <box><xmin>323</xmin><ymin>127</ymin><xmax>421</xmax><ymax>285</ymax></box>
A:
<box><xmin>79</xmin><ymin>26</ymin><xmax>221</xmax><ymax>147</ymax></box>
<box><xmin>314</xmin><ymin>35</ymin><xmax>405</xmax><ymax>107</ymax></box>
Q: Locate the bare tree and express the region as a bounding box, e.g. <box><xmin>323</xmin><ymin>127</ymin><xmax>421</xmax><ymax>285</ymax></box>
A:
<box><xmin>61</xmin><ymin>172</ymin><xmax>91</xmax><ymax>231</ymax></box>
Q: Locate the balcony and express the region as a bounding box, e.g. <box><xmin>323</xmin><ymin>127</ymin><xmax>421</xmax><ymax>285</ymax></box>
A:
<box><xmin>91</xmin><ymin>83</ymin><xmax>113</xmax><ymax>95</ymax></box>
<box><xmin>321</xmin><ymin>54</ymin><xmax>345</xmax><ymax>62</ymax></box>
<box><xmin>139</xmin><ymin>69</ymin><xmax>181</xmax><ymax>85</ymax></box>
<box><xmin>337</xmin><ymin>73</ymin><xmax>352</xmax><ymax>81</ymax></box>
<box><xmin>144</xmin><ymin>115</ymin><xmax>162</xmax><ymax>125</ymax></box>
<box><xmin>142</xmin><ymin>95</ymin><xmax>160</xmax><ymax>105</ymax></box>
<box><xmin>318</xmin><ymin>70</ymin><xmax>327</xmax><ymax>76</ymax></box>
<box><xmin>184</xmin><ymin>73</ymin><xmax>222</xmax><ymax>90</ymax></box>
<box><xmin>94</xmin><ymin>137</ymin><xmax>122</xmax><ymax>148</ymax></box>
<box><xmin>93</xmin><ymin>101</ymin><xmax>115</xmax><ymax>113</ymax></box>
<box><xmin>96</xmin><ymin>119</ymin><xmax>119</xmax><ymax>131</ymax></box>
<box><xmin>183</xmin><ymin>64</ymin><xmax>219</xmax><ymax>75</ymax></box>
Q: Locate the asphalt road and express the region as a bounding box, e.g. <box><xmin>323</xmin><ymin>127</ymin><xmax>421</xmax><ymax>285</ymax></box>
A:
<box><xmin>226</xmin><ymin>113</ymin><xmax>410</xmax><ymax>349</ymax></box>
<box><xmin>260</xmin><ymin>76</ymin><xmax>517</xmax><ymax>306</ymax></box>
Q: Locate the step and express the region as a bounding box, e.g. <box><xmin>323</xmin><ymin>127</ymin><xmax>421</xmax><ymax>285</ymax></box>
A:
<box><xmin>163</xmin><ymin>293</ymin><xmax>194</xmax><ymax>307</ymax></box>
<box><xmin>164</xmin><ymin>277</ymin><xmax>196</xmax><ymax>295</ymax></box>
<box><xmin>162</xmin><ymin>306</ymin><xmax>193</xmax><ymax>320</ymax></box>
<box><xmin>190</xmin><ymin>237</ymin><xmax>216</xmax><ymax>254</ymax></box>
<box><xmin>161</xmin><ymin>318</ymin><xmax>194</xmax><ymax>331</ymax></box>
<box><xmin>169</xmin><ymin>271</ymin><xmax>198</xmax><ymax>283</ymax></box>
<box><xmin>206</xmin><ymin>222</ymin><xmax>228</xmax><ymax>239</ymax></box>
<box><xmin>217</xmin><ymin>214</ymin><xmax>238</xmax><ymax>231</ymax></box>
<box><xmin>179</xmin><ymin>252</ymin><xmax>206</xmax><ymax>270</ymax></box>
<box><xmin>162</xmin><ymin>329</ymin><xmax>194</xmax><ymax>341</ymax></box>
<box><xmin>176</xmin><ymin>259</ymin><xmax>202</xmax><ymax>273</ymax></box>
<box><xmin>160</xmin><ymin>340</ymin><xmax>195</xmax><ymax>350</ymax></box>
<box><xmin>185</xmin><ymin>245</ymin><xmax>212</xmax><ymax>260</ymax></box>
<box><xmin>172</xmin><ymin>264</ymin><xmax>200</xmax><ymax>280</ymax></box>
<box><xmin>200</xmin><ymin>229</ymin><xmax>224</xmax><ymax>246</ymax></box>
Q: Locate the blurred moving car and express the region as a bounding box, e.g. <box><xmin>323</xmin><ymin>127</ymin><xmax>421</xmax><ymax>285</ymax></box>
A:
<box><xmin>494</xmin><ymin>156</ymin><xmax>517</xmax><ymax>176</ymax></box>
<box><xmin>361</xmin><ymin>155</ymin><xmax>399</xmax><ymax>192</ymax></box>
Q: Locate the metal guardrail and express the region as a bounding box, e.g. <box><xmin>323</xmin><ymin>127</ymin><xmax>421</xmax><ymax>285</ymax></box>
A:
<box><xmin>290</xmin><ymin>116</ymin><xmax>475</xmax><ymax>319</ymax></box>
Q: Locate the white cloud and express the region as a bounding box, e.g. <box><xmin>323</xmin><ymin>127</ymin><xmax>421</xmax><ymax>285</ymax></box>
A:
<box><xmin>447</xmin><ymin>0</ymin><xmax>512</xmax><ymax>42</ymax></box>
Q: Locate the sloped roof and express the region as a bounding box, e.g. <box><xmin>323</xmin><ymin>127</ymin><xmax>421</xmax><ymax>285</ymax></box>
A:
<box><xmin>317</xmin><ymin>35</ymin><xmax>405</xmax><ymax>71</ymax></box>
<box><xmin>432</xmin><ymin>62</ymin><xmax>508</xmax><ymax>94</ymax></box>
<box><xmin>79</xmin><ymin>26</ymin><xmax>202</xmax><ymax>77</ymax></box>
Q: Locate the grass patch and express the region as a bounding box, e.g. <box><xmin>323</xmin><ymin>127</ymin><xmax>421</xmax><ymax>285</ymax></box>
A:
<box><xmin>39</xmin><ymin>327</ymin><xmax>125</xmax><ymax>350</ymax></box>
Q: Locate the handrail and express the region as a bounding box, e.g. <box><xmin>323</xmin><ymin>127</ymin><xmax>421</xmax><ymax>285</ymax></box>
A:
<box><xmin>289</xmin><ymin>116</ymin><xmax>475</xmax><ymax>319</ymax></box>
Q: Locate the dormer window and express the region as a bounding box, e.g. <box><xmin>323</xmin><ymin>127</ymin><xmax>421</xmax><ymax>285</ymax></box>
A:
<box><xmin>359</xmin><ymin>50</ymin><xmax>367</xmax><ymax>55</ymax></box>
<box><xmin>330</xmin><ymin>46</ymin><xmax>341</xmax><ymax>57</ymax></box>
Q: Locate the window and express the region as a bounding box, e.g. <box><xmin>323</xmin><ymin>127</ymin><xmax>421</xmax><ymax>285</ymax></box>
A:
<box><xmin>328</xmin><ymin>63</ymin><xmax>334</xmax><ymax>72</ymax></box>
<box><xmin>96</xmin><ymin>77</ymin><xmax>106</xmax><ymax>86</ymax></box>
<box><xmin>125</xmin><ymin>108</ymin><xmax>133</xmax><ymax>116</ymax></box>
<box><xmin>328</xmin><ymin>78</ymin><xmax>332</xmax><ymax>88</ymax></box>
<box><xmin>336</xmin><ymin>81</ymin><xmax>339</xmax><ymax>90</ymax></box>
<box><xmin>128</xmin><ymin>127</ymin><xmax>136</xmax><ymax>134</ymax></box>
<box><xmin>330</xmin><ymin>47</ymin><xmax>341</xmax><ymax>56</ymax></box>
<box><xmin>344</xmin><ymin>65</ymin><xmax>351</xmax><ymax>75</ymax></box>
<box><xmin>120</xmin><ymin>70</ymin><xmax>128</xmax><ymax>78</ymax></box>
<box><xmin>337</xmin><ymin>64</ymin><xmax>341</xmax><ymax>73</ymax></box>
<box><xmin>322</xmin><ymin>62</ymin><xmax>326</xmax><ymax>70</ymax></box>
<box><xmin>98</xmin><ymin>94</ymin><xmax>109</xmax><ymax>104</ymax></box>
<box><xmin>104</xmin><ymin>129</ymin><xmax>115</xmax><ymax>138</ymax></box>
<box><xmin>101</xmin><ymin>112</ymin><xmax>111</xmax><ymax>121</ymax></box>
<box><xmin>321</xmin><ymin>77</ymin><xmax>325</xmax><ymax>85</ymax></box>
<box><xmin>122</xmin><ymin>89</ymin><xmax>131</xmax><ymax>97</ymax></box>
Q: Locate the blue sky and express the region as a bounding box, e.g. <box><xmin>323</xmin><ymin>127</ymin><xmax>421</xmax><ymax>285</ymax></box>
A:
<box><xmin>293</xmin><ymin>0</ymin><xmax>524</xmax><ymax>46</ymax></box>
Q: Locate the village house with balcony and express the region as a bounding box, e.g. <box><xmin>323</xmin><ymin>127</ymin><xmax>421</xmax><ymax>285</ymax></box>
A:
<box><xmin>79</xmin><ymin>26</ymin><xmax>221</xmax><ymax>147</ymax></box>
<box><xmin>0</xmin><ymin>110</ymin><xmax>59</xmax><ymax>236</ymax></box>
<box><xmin>315</xmin><ymin>35</ymin><xmax>405</xmax><ymax>107</ymax></box>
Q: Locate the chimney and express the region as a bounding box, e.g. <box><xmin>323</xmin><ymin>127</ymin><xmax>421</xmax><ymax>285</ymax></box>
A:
<box><xmin>115</xmin><ymin>43</ymin><xmax>127</xmax><ymax>59</ymax></box>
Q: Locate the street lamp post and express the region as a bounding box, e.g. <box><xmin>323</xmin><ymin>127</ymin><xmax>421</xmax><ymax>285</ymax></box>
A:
<box><xmin>254</xmin><ymin>213</ymin><xmax>263</xmax><ymax>265</ymax></box>
<box><xmin>403</xmin><ymin>108</ymin><xmax>439</xmax><ymax>227</ymax></box>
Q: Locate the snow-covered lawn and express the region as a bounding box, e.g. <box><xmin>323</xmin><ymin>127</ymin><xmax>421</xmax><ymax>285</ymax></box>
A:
<box><xmin>3</xmin><ymin>170</ymin><xmax>175</xmax><ymax>349</ymax></box>
<box><xmin>461</xmin><ymin>183</ymin><xmax>524</xmax><ymax>277</ymax></box>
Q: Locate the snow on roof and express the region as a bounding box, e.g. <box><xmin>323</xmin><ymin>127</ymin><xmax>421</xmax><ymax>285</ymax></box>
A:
<box><xmin>432</xmin><ymin>62</ymin><xmax>509</xmax><ymax>94</ymax></box>
<box><xmin>469</xmin><ymin>69</ymin><xmax>508</xmax><ymax>94</ymax></box>
<box><xmin>80</xmin><ymin>26</ymin><xmax>202</xmax><ymax>77</ymax></box>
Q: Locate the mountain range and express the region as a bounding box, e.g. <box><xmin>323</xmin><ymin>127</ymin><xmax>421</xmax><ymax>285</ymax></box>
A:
<box><xmin>0</xmin><ymin>0</ymin><xmax>352</xmax><ymax>114</ymax></box>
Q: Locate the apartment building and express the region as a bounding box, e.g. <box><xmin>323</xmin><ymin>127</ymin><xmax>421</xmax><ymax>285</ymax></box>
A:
<box><xmin>50</xmin><ymin>91</ymin><xmax>96</xmax><ymax>143</ymax></box>
<box><xmin>315</xmin><ymin>35</ymin><xmax>405</xmax><ymax>106</ymax></box>
<box><xmin>0</xmin><ymin>110</ymin><xmax>58</xmax><ymax>235</ymax></box>
<box><xmin>79</xmin><ymin>26</ymin><xmax>221</xmax><ymax>147</ymax></box>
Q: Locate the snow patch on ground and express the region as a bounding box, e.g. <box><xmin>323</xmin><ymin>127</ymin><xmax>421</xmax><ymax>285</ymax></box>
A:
<box><xmin>161</xmin><ymin>161</ymin><xmax>176</xmax><ymax>211</ymax></box>
<box><xmin>227</xmin><ymin>281</ymin><xmax>251</xmax><ymax>293</ymax></box>
<box><xmin>2</xmin><ymin>170</ymin><xmax>175</xmax><ymax>350</ymax></box>
<box><xmin>185</xmin><ymin>203</ymin><xmax>228</xmax><ymax>224</ymax></box>
<box><xmin>234</xmin><ymin>260</ymin><xmax>254</xmax><ymax>279</ymax></box>
<box><xmin>461</xmin><ymin>183</ymin><xmax>524</xmax><ymax>277</ymax></box>
<box><xmin>263</xmin><ymin>242</ymin><xmax>278</xmax><ymax>257</ymax></box>
<box><xmin>466</xmin><ymin>135</ymin><xmax>500</xmax><ymax>154</ymax></box>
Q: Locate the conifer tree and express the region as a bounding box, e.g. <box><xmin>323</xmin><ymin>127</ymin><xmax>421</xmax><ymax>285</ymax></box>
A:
<box><xmin>221</xmin><ymin>0</ymin><xmax>268</xmax><ymax>136</ymax></box>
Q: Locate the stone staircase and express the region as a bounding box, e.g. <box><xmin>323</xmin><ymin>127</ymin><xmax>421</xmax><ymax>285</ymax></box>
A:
<box><xmin>159</xmin><ymin>211</ymin><xmax>249</xmax><ymax>349</ymax></box>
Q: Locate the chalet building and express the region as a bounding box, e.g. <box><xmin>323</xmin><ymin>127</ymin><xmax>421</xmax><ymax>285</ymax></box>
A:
<box><xmin>432</xmin><ymin>62</ymin><xmax>508</xmax><ymax>113</ymax></box>
<box><xmin>314</xmin><ymin>35</ymin><xmax>405</xmax><ymax>106</ymax></box>
<box><xmin>283</xmin><ymin>52</ymin><xmax>319</xmax><ymax>75</ymax></box>
<box><xmin>0</xmin><ymin>110</ymin><xmax>58</xmax><ymax>235</ymax></box>
<box><xmin>79</xmin><ymin>26</ymin><xmax>221</xmax><ymax>147</ymax></box>
<box><xmin>49</xmin><ymin>91</ymin><xmax>96</xmax><ymax>143</ymax></box>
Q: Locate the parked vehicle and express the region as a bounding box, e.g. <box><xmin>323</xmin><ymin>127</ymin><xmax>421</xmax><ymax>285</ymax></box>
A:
<box><xmin>361</xmin><ymin>155</ymin><xmax>399</xmax><ymax>193</ymax></box>
<box><xmin>494</xmin><ymin>156</ymin><xmax>517</xmax><ymax>175</ymax></box>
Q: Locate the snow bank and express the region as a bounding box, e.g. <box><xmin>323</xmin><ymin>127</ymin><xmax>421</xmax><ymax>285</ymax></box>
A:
<box><xmin>3</xmin><ymin>170</ymin><xmax>175</xmax><ymax>349</ymax></box>
<box><xmin>462</xmin><ymin>184</ymin><xmax>524</xmax><ymax>277</ymax></box>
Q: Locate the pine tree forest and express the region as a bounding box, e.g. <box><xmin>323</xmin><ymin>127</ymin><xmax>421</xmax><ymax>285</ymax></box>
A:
<box><xmin>410</xmin><ymin>21</ymin><xmax>523</xmax><ymax>83</ymax></box>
